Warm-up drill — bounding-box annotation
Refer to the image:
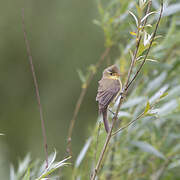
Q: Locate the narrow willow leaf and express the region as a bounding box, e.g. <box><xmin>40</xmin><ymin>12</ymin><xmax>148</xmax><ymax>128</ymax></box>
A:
<box><xmin>172</xmin><ymin>144</ymin><xmax>180</xmax><ymax>153</ymax></box>
<box><xmin>131</xmin><ymin>141</ymin><xmax>166</xmax><ymax>159</ymax></box>
<box><xmin>146</xmin><ymin>59</ymin><xmax>158</xmax><ymax>62</ymax></box>
<box><xmin>144</xmin><ymin>101</ymin><xmax>150</xmax><ymax>115</ymax></box>
<box><xmin>121</xmin><ymin>97</ymin><xmax>146</xmax><ymax>109</ymax></box>
<box><xmin>18</xmin><ymin>154</ymin><xmax>31</xmax><ymax>175</ymax></box>
<box><xmin>141</xmin><ymin>11</ymin><xmax>157</xmax><ymax>23</ymax></box>
<box><xmin>163</xmin><ymin>3</ymin><xmax>180</xmax><ymax>17</ymax></box>
<box><xmin>137</xmin><ymin>58</ymin><xmax>158</xmax><ymax>63</ymax></box>
<box><xmin>129</xmin><ymin>11</ymin><xmax>139</xmax><ymax>27</ymax></box>
<box><xmin>37</xmin><ymin>156</ymin><xmax>71</xmax><ymax>180</ymax></box>
<box><xmin>75</xmin><ymin>137</ymin><xmax>92</xmax><ymax>168</ymax></box>
<box><xmin>168</xmin><ymin>160</ymin><xmax>180</xmax><ymax>169</ymax></box>
<box><xmin>77</xmin><ymin>69</ymin><xmax>86</xmax><ymax>83</ymax></box>
<box><xmin>158</xmin><ymin>100</ymin><xmax>178</xmax><ymax>116</ymax></box>
<box><xmin>47</xmin><ymin>149</ymin><xmax>57</xmax><ymax>170</ymax></box>
<box><xmin>143</xmin><ymin>31</ymin><xmax>152</xmax><ymax>46</ymax></box>
<box><xmin>149</xmin><ymin>85</ymin><xmax>169</xmax><ymax>103</ymax></box>
<box><xmin>139</xmin><ymin>0</ymin><xmax>147</xmax><ymax>9</ymax></box>
<box><xmin>130</xmin><ymin>31</ymin><xmax>137</xmax><ymax>36</ymax></box>
<box><xmin>129</xmin><ymin>50</ymin><xmax>134</xmax><ymax>61</ymax></box>
<box><xmin>10</xmin><ymin>165</ymin><xmax>16</xmax><ymax>180</ymax></box>
<box><xmin>93</xmin><ymin>19</ymin><xmax>101</xmax><ymax>26</ymax></box>
<box><xmin>146</xmin><ymin>24</ymin><xmax>152</xmax><ymax>27</ymax></box>
<box><xmin>136</xmin><ymin>3</ymin><xmax>142</xmax><ymax>18</ymax></box>
<box><xmin>145</xmin><ymin>72</ymin><xmax>167</xmax><ymax>93</ymax></box>
<box><xmin>160</xmin><ymin>92</ymin><xmax>168</xmax><ymax>99</ymax></box>
<box><xmin>23</xmin><ymin>168</ymin><xmax>30</xmax><ymax>180</ymax></box>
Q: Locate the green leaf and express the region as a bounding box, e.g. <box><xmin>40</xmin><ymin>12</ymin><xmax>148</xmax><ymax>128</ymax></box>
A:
<box><xmin>141</xmin><ymin>11</ymin><xmax>156</xmax><ymax>23</ymax></box>
<box><xmin>131</xmin><ymin>141</ymin><xmax>166</xmax><ymax>159</ymax></box>
<box><xmin>75</xmin><ymin>137</ymin><xmax>92</xmax><ymax>168</ymax></box>
<box><xmin>160</xmin><ymin>92</ymin><xmax>168</xmax><ymax>99</ymax></box>
<box><xmin>145</xmin><ymin>72</ymin><xmax>167</xmax><ymax>94</ymax></box>
<box><xmin>93</xmin><ymin>19</ymin><xmax>101</xmax><ymax>26</ymax></box>
<box><xmin>77</xmin><ymin>69</ymin><xmax>86</xmax><ymax>83</ymax></box>
<box><xmin>129</xmin><ymin>11</ymin><xmax>139</xmax><ymax>27</ymax></box>
<box><xmin>121</xmin><ymin>97</ymin><xmax>146</xmax><ymax>109</ymax></box>
<box><xmin>168</xmin><ymin>160</ymin><xmax>180</xmax><ymax>169</ymax></box>
<box><xmin>37</xmin><ymin>156</ymin><xmax>71</xmax><ymax>180</ymax></box>
<box><xmin>23</xmin><ymin>168</ymin><xmax>30</xmax><ymax>180</ymax></box>
<box><xmin>136</xmin><ymin>3</ymin><xmax>142</xmax><ymax>18</ymax></box>
<box><xmin>144</xmin><ymin>101</ymin><xmax>150</xmax><ymax>115</ymax></box>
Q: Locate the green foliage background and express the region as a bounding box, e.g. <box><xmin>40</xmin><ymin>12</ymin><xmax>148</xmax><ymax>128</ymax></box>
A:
<box><xmin>0</xmin><ymin>0</ymin><xmax>180</xmax><ymax>179</ymax></box>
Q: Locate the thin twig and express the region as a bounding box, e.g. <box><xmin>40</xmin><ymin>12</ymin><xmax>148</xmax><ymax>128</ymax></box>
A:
<box><xmin>22</xmin><ymin>8</ymin><xmax>48</xmax><ymax>168</ymax></box>
<box><xmin>66</xmin><ymin>47</ymin><xmax>111</xmax><ymax>156</ymax></box>
<box><xmin>91</xmin><ymin>2</ymin><xmax>163</xmax><ymax>179</ymax></box>
<box><xmin>112</xmin><ymin>112</ymin><xmax>144</xmax><ymax>136</ymax></box>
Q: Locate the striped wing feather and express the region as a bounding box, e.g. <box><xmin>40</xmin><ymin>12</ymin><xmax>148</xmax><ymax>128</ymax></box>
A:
<box><xmin>96</xmin><ymin>78</ymin><xmax>120</xmax><ymax>111</ymax></box>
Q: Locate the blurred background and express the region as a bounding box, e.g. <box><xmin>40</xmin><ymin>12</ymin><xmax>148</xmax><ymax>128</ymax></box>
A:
<box><xmin>0</xmin><ymin>0</ymin><xmax>106</xmax><ymax>177</ymax></box>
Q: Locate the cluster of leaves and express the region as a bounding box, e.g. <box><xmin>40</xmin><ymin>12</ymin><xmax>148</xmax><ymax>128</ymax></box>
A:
<box><xmin>68</xmin><ymin>0</ymin><xmax>180</xmax><ymax>180</ymax></box>
<box><xmin>10</xmin><ymin>151</ymin><xmax>70</xmax><ymax>180</ymax></box>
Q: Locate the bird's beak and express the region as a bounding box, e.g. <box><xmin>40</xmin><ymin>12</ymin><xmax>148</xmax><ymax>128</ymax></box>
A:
<box><xmin>116</xmin><ymin>73</ymin><xmax>121</xmax><ymax>77</ymax></box>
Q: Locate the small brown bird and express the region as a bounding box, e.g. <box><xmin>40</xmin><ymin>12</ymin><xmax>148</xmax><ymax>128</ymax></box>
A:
<box><xmin>96</xmin><ymin>65</ymin><xmax>122</xmax><ymax>133</ymax></box>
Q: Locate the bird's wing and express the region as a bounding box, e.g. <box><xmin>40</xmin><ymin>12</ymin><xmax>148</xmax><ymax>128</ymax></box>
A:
<box><xmin>96</xmin><ymin>78</ymin><xmax>120</xmax><ymax>111</ymax></box>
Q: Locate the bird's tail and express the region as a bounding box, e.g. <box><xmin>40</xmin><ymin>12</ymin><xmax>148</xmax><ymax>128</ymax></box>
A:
<box><xmin>102</xmin><ymin>109</ymin><xmax>109</xmax><ymax>133</ymax></box>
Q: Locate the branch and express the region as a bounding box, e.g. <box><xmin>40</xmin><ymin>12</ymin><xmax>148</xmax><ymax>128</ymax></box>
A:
<box><xmin>22</xmin><ymin>8</ymin><xmax>48</xmax><ymax>168</ymax></box>
<box><xmin>66</xmin><ymin>47</ymin><xmax>111</xmax><ymax>156</ymax></box>
<box><xmin>112</xmin><ymin>112</ymin><xmax>144</xmax><ymax>136</ymax></box>
<box><xmin>91</xmin><ymin>1</ymin><xmax>163</xmax><ymax>179</ymax></box>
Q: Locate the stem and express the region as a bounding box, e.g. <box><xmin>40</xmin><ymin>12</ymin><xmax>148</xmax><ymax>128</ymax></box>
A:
<box><xmin>22</xmin><ymin>8</ymin><xmax>48</xmax><ymax>168</ymax></box>
<box><xmin>112</xmin><ymin>112</ymin><xmax>144</xmax><ymax>136</ymax></box>
<box><xmin>67</xmin><ymin>47</ymin><xmax>111</xmax><ymax>156</ymax></box>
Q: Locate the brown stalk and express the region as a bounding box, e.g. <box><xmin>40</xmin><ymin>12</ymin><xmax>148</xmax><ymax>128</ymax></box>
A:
<box><xmin>67</xmin><ymin>47</ymin><xmax>111</xmax><ymax>156</ymax></box>
<box><xmin>22</xmin><ymin>9</ymin><xmax>49</xmax><ymax>168</ymax></box>
<box><xmin>91</xmin><ymin>1</ymin><xmax>163</xmax><ymax>179</ymax></box>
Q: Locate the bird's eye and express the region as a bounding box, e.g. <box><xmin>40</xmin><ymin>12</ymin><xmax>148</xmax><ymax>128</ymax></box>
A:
<box><xmin>110</xmin><ymin>72</ymin><xmax>113</xmax><ymax>75</ymax></box>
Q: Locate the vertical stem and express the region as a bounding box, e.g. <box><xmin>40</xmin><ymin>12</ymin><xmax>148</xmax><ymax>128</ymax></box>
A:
<box><xmin>22</xmin><ymin>9</ymin><xmax>48</xmax><ymax>168</ymax></box>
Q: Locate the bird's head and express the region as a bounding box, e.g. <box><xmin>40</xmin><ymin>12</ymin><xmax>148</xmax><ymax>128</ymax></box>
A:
<box><xmin>103</xmin><ymin>65</ymin><xmax>121</xmax><ymax>79</ymax></box>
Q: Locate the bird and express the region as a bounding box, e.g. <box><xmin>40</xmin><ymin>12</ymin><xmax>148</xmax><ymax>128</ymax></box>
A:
<box><xmin>96</xmin><ymin>65</ymin><xmax>122</xmax><ymax>133</ymax></box>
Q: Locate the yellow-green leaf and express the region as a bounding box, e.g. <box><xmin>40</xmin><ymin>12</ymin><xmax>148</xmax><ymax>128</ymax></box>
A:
<box><xmin>130</xmin><ymin>31</ymin><xmax>137</xmax><ymax>36</ymax></box>
<box><xmin>144</xmin><ymin>101</ymin><xmax>150</xmax><ymax>114</ymax></box>
<box><xmin>160</xmin><ymin>92</ymin><xmax>168</xmax><ymax>99</ymax></box>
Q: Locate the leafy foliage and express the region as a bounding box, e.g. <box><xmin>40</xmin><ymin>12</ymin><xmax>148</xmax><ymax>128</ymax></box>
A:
<box><xmin>10</xmin><ymin>151</ymin><xmax>70</xmax><ymax>180</ymax></box>
<box><xmin>65</xmin><ymin>0</ymin><xmax>180</xmax><ymax>179</ymax></box>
